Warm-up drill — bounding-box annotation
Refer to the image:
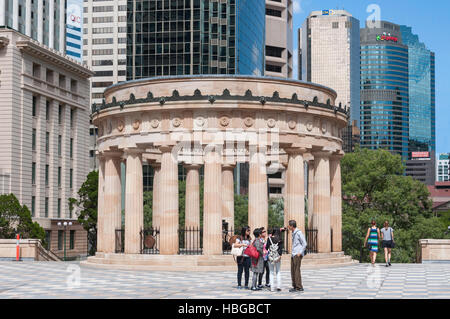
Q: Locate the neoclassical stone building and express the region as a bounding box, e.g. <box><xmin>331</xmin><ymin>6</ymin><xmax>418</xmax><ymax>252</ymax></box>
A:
<box><xmin>91</xmin><ymin>75</ymin><xmax>347</xmax><ymax>258</ymax></box>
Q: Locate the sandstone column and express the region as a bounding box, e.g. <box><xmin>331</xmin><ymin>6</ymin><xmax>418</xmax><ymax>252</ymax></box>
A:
<box><xmin>307</xmin><ymin>159</ymin><xmax>315</xmax><ymax>229</ymax></box>
<box><xmin>185</xmin><ymin>164</ymin><xmax>201</xmax><ymax>250</ymax></box>
<box><xmin>221</xmin><ymin>164</ymin><xmax>235</xmax><ymax>232</ymax></box>
<box><xmin>159</xmin><ymin>146</ymin><xmax>179</xmax><ymax>255</ymax></box>
<box><xmin>284</xmin><ymin>148</ymin><xmax>306</xmax><ymax>251</ymax></box>
<box><xmin>313</xmin><ymin>151</ymin><xmax>332</xmax><ymax>253</ymax></box>
<box><xmin>96</xmin><ymin>155</ymin><xmax>106</xmax><ymax>253</ymax></box>
<box><xmin>330</xmin><ymin>154</ymin><xmax>343</xmax><ymax>252</ymax></box>
<box><xmin>124</xmin><ymin>149</ymin><xmax>143</xmax><ymax>254</ymax></box>
<box><xmin>248</xmin><ymin>150</ymin><xmax>268</xmax><ymax>233</ymax></box>
<box><xmin>102</xmin><ymin>152</ymin><xmax>122</xmax><ymax>253</ymax></box>
<box><xmin>203</xmin><ymin>147</ymin><xmax>222</xmax><ymax>255</ymax></box>
<box><xmin>151</xmin><ymin>162</ymin><xmax>161</xmax><ymax>229</ymax></box>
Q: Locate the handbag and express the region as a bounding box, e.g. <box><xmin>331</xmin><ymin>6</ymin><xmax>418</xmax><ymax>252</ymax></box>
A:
<box><xmin>244</xmin><ymin>240</ymin><xmax>260</xmax><ymax>260</ymax></box>
<box><xmin>231</xmin><ymin>244</ymin><xmax>244</xmax><ymax>257</ymax></box>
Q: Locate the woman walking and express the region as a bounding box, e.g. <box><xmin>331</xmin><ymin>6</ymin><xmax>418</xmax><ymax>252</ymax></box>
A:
<box><xmin>258</xmin><ymin>227</ymin><xmax>270</xmax><ymax>289</ymax></box>
<box><xmin>364</xmin><ymin>219</ymin><xmax>380</xmax><ymax>266</ymax></box>
<box><xmin>250</xmin><ymin>228</ymin><xmax>264</xmax><ymax>291</ymax></box>
<box><xmin>266</xmin><ymin>227</ymin><xmax>284</xmax><ymax>292</ymax></box>
<box><xmin>234</xmin><ymin>226</ymin><xmax>251</xmax><ymax>289</ymax></box>
<box><xmin>381</xmin><ymin>221</ymin><xmax>395</xmax><ymax>267</ymax></box>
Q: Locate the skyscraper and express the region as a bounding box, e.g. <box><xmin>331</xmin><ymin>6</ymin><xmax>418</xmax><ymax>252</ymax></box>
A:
<box><xmin>298</xmin><ymin>10</ymin><xmax>360</xmax><ymax>126</ymax></box>
<box><xmin>265</xmin><ymin>0</ymin><xmax>293</xmax><ymax>78</ymax></box>
<box><xmin>126</xmin><ymin>0</ymin><xmax>265</xmax><ymax>80</ymax></box>
<box><xmin>360</xmin><ymin>21</ymin><xmax>409</xmax><ymax>159</ymax></box>
<box><xmin>0</xmin><ymin>0</ymin><xmax>67</xmax><ymax>52</ymax></box>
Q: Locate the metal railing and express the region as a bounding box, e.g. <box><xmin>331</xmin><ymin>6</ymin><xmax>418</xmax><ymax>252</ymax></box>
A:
<box><xmin>115</xmin><ymin>229</ymin><xmax>124</xmax><ymax>253</ymax></box>
<box><xmin>178</xmin><ymin>227</ymin><xmax>202</xmax><ymax>255</ymax></box>
<box><xmin>140</xmin><ymin>227</ymin><xmax>160</xmax><ymax>254</ymax></box>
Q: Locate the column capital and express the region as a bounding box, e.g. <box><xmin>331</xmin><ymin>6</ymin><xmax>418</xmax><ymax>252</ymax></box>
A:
<box><xmin>102</xmin><ymin>150</ymin><xmax>123</xmax><ymax>159</ymax></box>
<box><xmin>222</xmin><ymin>163</ymin><xmax>235</xmax><ymax>170</ymax></box>
<box><xmin>284</xmin><ymin>147</ymin><xmax>309</xmax><ymax>155</ymax></box>
<box><xmin>184</xmin><ymin>163</ymin><xmax>202</xmax><ymax>170</ymax></box>
<box><xmin>330</xmin><ymin>150</ymin><xmax>345</xmax><ymax>161</ymax></box>
<box><xmin>303</xmin><ymin>153</ymin><xmax>314</xmax><ymax>162</ymax></box>
<box><xmin>123</xmin><ymin>147</ymin><xmax>144</xmax><ymax>156</ymax></box>
<box><xmin>311</xmin><ymin>147</ymin><xmax>334</xmax><ymax>158</ymax></box>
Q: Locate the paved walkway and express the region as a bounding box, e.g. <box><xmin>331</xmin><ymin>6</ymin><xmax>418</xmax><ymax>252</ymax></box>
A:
<box><xmin>1</xmin><ymin>261</ymin><xmax>449</xmax><ymax>299</ymax></box>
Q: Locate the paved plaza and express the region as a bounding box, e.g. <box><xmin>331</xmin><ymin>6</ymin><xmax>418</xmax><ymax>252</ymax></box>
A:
<box><xmin>0</xmin><ymin>261</ymin><xmax>449</xmax><ymax>299</ymax></box>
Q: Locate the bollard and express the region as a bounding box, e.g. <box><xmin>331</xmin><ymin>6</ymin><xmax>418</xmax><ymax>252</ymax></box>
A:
<box><xmin>16</xmin><ymin>234</ymin><xmax>21</xmax><ymax>261</ymax></box>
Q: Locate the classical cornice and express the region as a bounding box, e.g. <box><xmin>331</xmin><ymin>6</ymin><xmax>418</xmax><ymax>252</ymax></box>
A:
<box><xmin>15</xmin><ymin>39</ymin><xmax>94</xmax><ymax>78</ymax></box>
<box><xmin>0</xmin><ymin>36</ymin><xmax>9</xmax><ymax>49</ymax></box>
<box><xmin>92</xmin><ymin>88</ymin><xmax>349</xmax><ymax>117</ymax></box>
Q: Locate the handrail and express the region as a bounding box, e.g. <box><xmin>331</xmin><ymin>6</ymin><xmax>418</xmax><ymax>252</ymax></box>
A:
<box><xmin>28</xmin><ymin>239</ymin><xmax>62</xmax><ymax>261</ymax></box>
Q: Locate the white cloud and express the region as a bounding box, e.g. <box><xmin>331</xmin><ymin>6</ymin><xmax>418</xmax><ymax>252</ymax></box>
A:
<box><xmin>293</xmin><ymin>0</ymin><xmax>302</xmax><ymax>14</ymax></box>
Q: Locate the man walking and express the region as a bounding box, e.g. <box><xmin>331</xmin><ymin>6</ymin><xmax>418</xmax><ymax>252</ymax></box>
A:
<box><xmin>288</xmin><ymin>220</ymin><xmax>307</xmax><ymax>292</ymax></box>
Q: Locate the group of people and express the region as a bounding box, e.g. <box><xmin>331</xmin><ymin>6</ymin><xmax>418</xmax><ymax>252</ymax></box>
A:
<box><xmin>232</xmin><ymin>220</ymin><xmax>307</xmax><ymax>293</ymax></box>
<box><xmin>364</xmin><ymin>220</ymin><xmax>395</xmax><ymax>267</ymax></box>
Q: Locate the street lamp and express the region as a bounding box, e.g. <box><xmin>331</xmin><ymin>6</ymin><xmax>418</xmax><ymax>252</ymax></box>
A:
<box><xmin>57</xmin><ymin>221</ymin><xmax>72</xmax><ymax>261</ymax></box>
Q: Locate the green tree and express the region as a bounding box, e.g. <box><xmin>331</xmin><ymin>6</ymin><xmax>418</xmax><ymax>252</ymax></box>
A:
<box><xmin>69</xmin><ymin>170</ymin><xmax>98</xmax><ymax>256</ymax></box>
<box><xmin>0</xmin><ymin>194</ymin><xmax>46</xmax><ymax>245</ymax></box>
<box><xmin>341</xmin><ymin>147</ymin><xmax>450</xmax><ymax>263</ymax></box>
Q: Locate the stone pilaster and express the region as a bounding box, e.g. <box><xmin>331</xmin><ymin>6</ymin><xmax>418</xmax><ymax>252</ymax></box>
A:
<box><xmin>313</xmin><ymin>151</ymin><xmax>332</xmax><ymax>253</ymax></box>
<box><xmin>151</xmin><ymin>162</ymin><xmax>161</xmax><ymax>229</ymax></box>
<box><xmin>203</xmin><ymin>148</ymin><xmax>222</xmax><ymax>255</ymax></box>
<box><xmin>185</xmin><ymin>164</ymin><xmax>201</xmax><ymax>249</ymax></box>
<box><xmin>159</xmin><ymin>146</ymin><xmax>179</xmax><ymax>255</ymax></box>
<box><xmin>96</xmin><ymin>155</ymin><xmax>105</xmax><ymax>252</ymax></box>
<box><xmin>221</xmin><ymin>164</ymin><xmax>235</xmax><ymax>232</ymax></box>
<box><xmin>102</xmin><ymin>152</ymin><xmax>122</xmax><ymax>253</ymax></box>
<box><xmin>124</xmin><ymin>149</ymin><xmax>144</xmax><ymax>254</ymax></box>
<box><xmin>330</xmin><ymin>154</ymin><xmax>343</xmax><ymax>252</ymax></box>
<box><xmin>248</xmin><ymin>151</ymin><xmax>268</xmax><ymax>233</ymax></box>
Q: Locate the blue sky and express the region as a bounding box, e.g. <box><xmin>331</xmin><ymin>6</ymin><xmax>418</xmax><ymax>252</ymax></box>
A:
<box><xmin>291</xmin><ymin>0</ymin><xmax>450</xmax><ymax>155</ymax></box>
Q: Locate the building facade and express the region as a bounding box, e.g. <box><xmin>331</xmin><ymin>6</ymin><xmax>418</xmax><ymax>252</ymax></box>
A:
<box><xmin>0</xmin><ymin>0</ymin><xmax>66</xmax><ymax>52</ymax></box>
<box><xmin>360</xmin><ymin>21</ymin><xmax>409</xmax><ymax>159</ymax></box>
<box><xmin>82</xmin><ymin>0</ymin><xmax>128</xmax><ymax>170</ymax></box>
<box><xmin>0</xmin><ymin>28</ymin><xmax>93</xmax><ymax>258</ymax></box>
<box><xmin>265</xmin><ymin>0</ymin><xmax>293</xmax><ymax>78</ymax></box>
<box><xmin>437</xmin><ymin>154</ymin><xmax>450</xmax><ymax>182</ymax></box>
<box><xmin>125</xmin><ymin>0</ymin><xmax>265</xmax><ymax>80</ymax></box>
<box><xmin>405</xmin><ymin>151</ymin><xmax>435</xmax><ymax>185</ymax></box>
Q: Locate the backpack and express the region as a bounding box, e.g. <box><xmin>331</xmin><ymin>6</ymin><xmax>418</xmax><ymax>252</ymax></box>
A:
<box><xmin>268</xmin><ymin>237</ymin><xmax>281</xmax><ymax>264</ymax></box>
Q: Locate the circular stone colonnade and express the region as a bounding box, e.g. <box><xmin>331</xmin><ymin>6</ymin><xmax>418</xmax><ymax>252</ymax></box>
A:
<box><xmin>89</xmin><ymin>75</ymin><xmax>348</xmax><ymax>264</ymax></box>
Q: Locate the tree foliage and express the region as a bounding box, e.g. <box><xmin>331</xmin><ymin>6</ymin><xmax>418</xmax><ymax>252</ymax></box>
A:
<box><xmin>69</xmin><ymin>170</ymin><xmax>98</xmax><ymax>255</ymax></box>
<box><xmin>342</xmin><ymin>147</ymin><xmax>449</xmax><ymax>263</ymax></box>
<box><xmin>0</xmin><ymin>193</ymin><xmax>46</xmax><ymax>245</ymax></box>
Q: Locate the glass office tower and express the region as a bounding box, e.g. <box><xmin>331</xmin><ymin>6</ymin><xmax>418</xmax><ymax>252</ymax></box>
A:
<box><xmin>126</xmin><ymin>0</ymin><xmax>265</xmax><ymax>80</ymax></box>
<box><xmin>400</xmin><ymin>25</ymin><xmax>436</xmax><ymax>155</ymax></box>
<box><xmin>360</xmin><ymin>21</ymin><xmax>409</xmax><ymax>159</ymax></box>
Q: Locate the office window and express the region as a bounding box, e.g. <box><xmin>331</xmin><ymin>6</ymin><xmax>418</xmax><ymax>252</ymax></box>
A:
<box><xmin>58</xmin><ymin>105</ymin><xmax>63</xmax><ymax>124</ymax></box>
<box><xmin>70</xmin><ymin>109</ymin><xmax>75</xmax><ymax>128</ymax></box>
<box><xmin>32</xmin><ymin>96</ymin><xmax>37</xmax><ymax>116</ymax></box>
<box><xmin>45</xmin><ymin>165</ymin><xmax>49</xmax><ymax>186</ymax></box>
<box><xmin>32</xmin><ymin>63</ymin><xmax>41</xmax><ymax>78</ymax></box>
<box><xmin>32</xmin><ymin>129</ymin><xmax>36</xmax><ymax>151</ymax></box>
<box><xmin>70</xmin><ymin>79</ymin><xmax>77</xmax><ymax>93</ymax></box>
<box><xmin>57</xmin><ymin>198</ymin><xmax>61</xmax><ymax>218</ymax></box>
<box><xmin>58</xmin><ymin>135</ymin><xmax>62</xmax><ymax>156</ymax></box>
<box><xmin>46</xmin><ymin>100</ymin><xmax>50</xmax><ymax>121</ymax></box>
<box><xmin>332</xmin><ymin>22</ymin><xmax>339</xmax><ymax>29</ymax></box>
<box><xmin>32</xmin><ymin>162</ymin><xmax>36</xmax><ymax>185</ymax></box>
<box><xmin>46</xmin><ymin>132</ymin><xmax>50</xmax><ymax>153</ymax></box>
<box><xmin>70</xmin><ymin>169</ymin><xmax>73</xmax><ymax>189</ymax></box>
<box><xmin>70</xmin><ymin>230</ymin><xmax>75</xmax><ymax>250</ymax></box>
<box><xmin>45</xmin><ymin>197</ymin><xmax>49</xmax><ymax>217</ymax></box>
<box><xmin>70</xmin><ymin>138</ymin><xmax>73</xmax><ymax>158</ymax></box>
<box><xmin>59</xmin><ymin>74</ymin><xmax>66</xmax><ymax>89</ymax></box>
<box><xmin>45</xmin><ymin>230</ymin><xmax>51</xmax><ymax>250</ymax></box>
<box><xmin>58</xmin><ymin>230</ymin><xmax>63</xmax><ymax>250</ymax></box>
<box><xmin>58</xmin><ymin>167</ymin><xmax>61</xmax><ymax>187</ymax></box>
<box><xmin>31</xmin><ymin>196</ymin><xmax>35</xmax><ymax>217</ymax></box>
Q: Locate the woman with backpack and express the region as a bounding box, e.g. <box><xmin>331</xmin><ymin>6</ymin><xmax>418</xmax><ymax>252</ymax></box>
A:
<box><xmin>249</xmin><ymin>228</ymin><xmax>265</xmax><ymax>291</ymax></box>
<box><xmin>266</xmin><ymin>227</ymin><xmax>284</xmax><ymax>292</ymax></box>
<box><xmin>233</xmin><ymin>226</ymin><xmax>251</xmax><ymax>289</ymax></box>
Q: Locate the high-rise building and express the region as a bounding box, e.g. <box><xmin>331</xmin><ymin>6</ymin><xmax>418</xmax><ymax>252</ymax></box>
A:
<box><xmin>437</xmin><ymin>154</ymin><xmax>450</xmax><ymax>182</ymax></box>
<box><xmin>0</xmin><ymin>0</ymin><xmax>67</xmax><ymax>52</ymax></box>
<box><xmin>82</xmin><ymin>0</ymin><xmax>128</xmax><ymax>169</ymax></box>
<box><xmin>360</xmin><ymin>21</ymin><xmax>409</xmax><ymax>159</ymax></box>
<box><xmin>0</xmin><ymin>27</ymin><xmax>93</xmax><ymax>258</ymax></box>
<box><xmin>126</xmin><ymin>0</ymin><xmax>266</xmax><ymax>80</ymax></box>
<box><xmin>298</xmin><ymin>10</ymin><xmax>360</xmax><ymax>154</ymax></box>
<box><xmin>265</xmin><ymin>0</ymin><xmax>293</xmax><ymax>78</ymax></box>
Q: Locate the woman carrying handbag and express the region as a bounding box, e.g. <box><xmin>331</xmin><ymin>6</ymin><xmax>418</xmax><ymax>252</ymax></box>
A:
<box><xmin>233</xmin><ymin>226</ymin><xmax>251</xmax><ymax>289</ymax></box>
<box><xmin>246</xmin><ymin>228</ymin><xmax>264</xmax><ymax>291</ymax></box>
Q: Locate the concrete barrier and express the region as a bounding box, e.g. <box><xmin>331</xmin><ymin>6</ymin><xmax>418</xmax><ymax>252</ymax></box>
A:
<box><xmin>0</xmin><ymin>239</ymin><xmax>60</xmax><ymax>261</ymax></box>
<box><xmin>419</xmin><ymin>239</ymin><xmax>450</xmax><ymax>263</ymax></box>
